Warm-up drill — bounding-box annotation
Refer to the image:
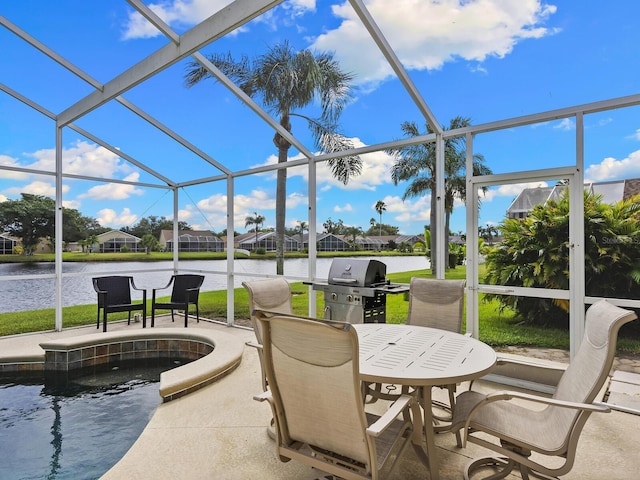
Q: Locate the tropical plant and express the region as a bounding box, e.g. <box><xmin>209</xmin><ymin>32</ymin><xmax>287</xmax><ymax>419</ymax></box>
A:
<box><xmin>245</xmin><ymin>212</ymin><xmax>265</xmax><ymax>247</ymax></box>
<box><xmin>323</xmin><ymin>217</ymin><xmax>346</xmax><ymax>235</ymax></box>
<box><xmin>185</xmin><ymin>41</ymin><xmax>361</xmax><ymax>275</ymax></box>
<box><xmin>483</xmin><ymin>190</ymin><xmax>640</xmax><ymax>326</ymax></box>
<box><xmin>387</xmin><ymin>116</ymin><xmax>491</xmax><ymax>272</ymax></box>
<box><xmin>344</xmin><ymin>225</ymin><xmax>364</xmax><ymax>251</ymax></box>
<box><xmin>295</xmin><ymin>221</ymin><xmax>308</xmax><ymax>238</ymax></box>
<box><xmin>139</xmin><ymin>234</ymin><xmax>160</xmax><ymax>254</ymax></box>
<box><xmin>423</xmin><ymin>226</ymin><xmax>431</xmax><ymax>259</ymax></box>
<box><xmin>396</xmin><ymin>241</ymin><xmax>413</xmax><ymax>253</ymax></box>
<box><xmin>365</xmin><ymin>223</ymin><xmax>399</xmax><ymax>236</ymax></box>
<box><xmin>448</xmin><ymin>243</ymin><xmax>465</xmax><ymax>268</ymax></box>
<box><xmin>374</xmin><ymin>200</ymin><xmax>386</xmax><ymax>237</ymax></box>
<box><xmin>79</xmin><ymin>234</ymin><xmax>99</xmax><ymax>253</ymax></box>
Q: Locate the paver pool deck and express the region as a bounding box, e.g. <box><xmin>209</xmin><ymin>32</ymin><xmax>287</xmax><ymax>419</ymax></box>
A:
<box><xmin>1</xmin><ymin>316</ymin><xmax>639</xmax><ymax>479</ymax></box>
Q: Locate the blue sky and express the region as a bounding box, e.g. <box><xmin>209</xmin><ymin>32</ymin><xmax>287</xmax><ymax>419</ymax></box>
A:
<box><xmin>1</xmin><ymin>0</ymin><xmax>640</xmax><ymax>237</ymax></box>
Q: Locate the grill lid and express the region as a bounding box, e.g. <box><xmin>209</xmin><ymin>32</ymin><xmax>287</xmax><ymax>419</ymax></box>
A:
<box><xmin>328</xmin><ymin>259</ymin><xmax>386</xmax><ymax>287</ymax></box>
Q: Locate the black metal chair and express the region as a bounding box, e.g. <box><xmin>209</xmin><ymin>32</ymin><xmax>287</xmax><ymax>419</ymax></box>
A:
<box><xmin>92</xmin><ymin>276</ymin><xmax>147</xmax><ymax>332</ymax></box>
<box><xmin>151</xmin><ymin>274</ymin><xmax>205</xmax><ymax>327</ymax></box>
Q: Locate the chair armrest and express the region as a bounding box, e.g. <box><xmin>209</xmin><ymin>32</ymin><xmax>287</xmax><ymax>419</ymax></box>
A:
<box><xmin>151</xmin><ymin>281</ymin><xmax>174</xmax><ymax>299</ymax></box>
<box><xmin>366</xmin><ymin>394</ymin><xmax>414</xmax><ymax>437</ymax></box>
<box><xmin>483</xmin><ymin>390</ymin><xmax>611</xmax><ymax>413</ymax></box>
<box><xmin>130</xmin><ymin>278</ymin><xmax>145</xmax><ymax>292</ymax></box>
<box><xmin>496</xmin><ymin>356</ymin><xmax>567</xmax><ymax>374</ymax></box>
<box><xmin>246</xmin><ymin>341</ymin><xmax>263</xmax><ymax>351</ymax></box>
<box><xmin>253</xmin><ymin>390</ymin><xmax>272</xmax><ymax>402</ymax></box>
<box><xmin>152</xmin><ymin>278</ymin><xmax>175</xmax><ymax>293</ymax></box>
<box><xmin>460</xmin><ymin>390</ymin><xmax>611</xmax><ymax>447</ymax></box>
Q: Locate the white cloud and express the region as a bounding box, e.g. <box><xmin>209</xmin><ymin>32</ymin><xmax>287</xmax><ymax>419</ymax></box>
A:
<box><xmin>595</xmin><ymin>117</ymin><xmax>613</xmax><ymax>127</ymax></box>
<box><xmin>585</xmin><ymin>150</ymin><xmax>640</xmax><ymax>182</ymax></box>
<box><xmin>392</xmin><ymin>194</ymin><xmax>431</xmax><ymax>224</ymax></box>
<box><xmin>22</xmin><ymin>141</ymin><xmax>135</xmax><ymax>179</ymax></box>
<box><xmin>630</xmin><ymin>128</ymin><xmax>640</xmax><ymax>141</ymax></box>
<box><xmin>554</xmin><ymin>118</ymin><xmax>574</xmax><ymax>131</ymax></box>
<box><xmin>122</xmin><ymin>0</ymin><xmax>316</xmax><ymax>39</ymax></box>
<box><xmin>3</xmin><ymin>141</ymin><xmax>137</xmax><ymax>194</ymax></box>
<box><xmin>0</xmin><ymin>194</ymin><xmax>7</xmax><ymax>203</ymax></box>
<box><xmin>0</xmin><ymin>155</ymin><xmax>29</xmax><ymax>180</ymax></box>
<box><xmin>123</xmin><ymin>0</ymin><xmax>233</xmax><ymax>39</ymax></box>
<box><xmin>97</xmin><ymin>208</ymin><xmax>138</xmax><ymax>228</ymax></box>
<box><xmin>282</xmin><ymin>138</ymin><xmax>395</xmax><ymax>192</ymax></box>
<box><xmin>4</xmin><ymin>180</ymin><xmax>70</xmax><ymax>197</ymax></box>
<box><xmin>62</xmin><ymin>199</ymin><xmax>81</xmax><ymax>210</ymax></box>
<box><xmin>190</xmin><ymin>188</ymin><xmax>309</xmax><ymax>231</ymax></box>
<box><xmin>79</xmin><ymin>173</ymin><xmax>144</xmax><ymax>200</ymax></box>
<box><xmin>334</xmin><ymin>203</ymin><xmax>353</xmax><ymax>212</ymax></box>
<box><xmin>311</xmin><ymin>0</ymin><xmax>558</xmax><ymax>89</ymax></box>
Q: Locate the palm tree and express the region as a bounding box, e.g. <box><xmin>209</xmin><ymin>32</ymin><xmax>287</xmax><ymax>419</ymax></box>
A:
<box><xmin>374</xmin><ymin>200</ymin><xmax>386</xmax><ymax>237</ymax></box>
<box><xmin>245</xmin><ymin>212</ymin><xmax>265</xmax><ymax>249</ymax></box>
<box><xmin>387</xmin><ymin>116</ymin><xmax>491</xmax><ymax>271</ymax></box>
<box><xmin>185</xmin><ymin>41</ymin><xmax>361</xmax><ymax>275</ymax></box>
<box><xmin>85</xmin><ymin>234</ymin><xmax>98</xmax><ymax>253</ymax></box>
<box><xmin>296</xmin><ymin>221</ymin><xmax>308</xmax><ymax>237</ymax></box>
<box><xmin>344</xmin><ymin>225</ymin><xmax>363</xmax><ymax>251</ymax></box>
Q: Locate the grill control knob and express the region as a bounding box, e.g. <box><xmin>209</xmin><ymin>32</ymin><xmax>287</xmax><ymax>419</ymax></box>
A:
<box><xmin>347</xmin><ymin>295</ymin><xmax>353</xmax><ymax>302</ymax></box>
<box><xmin>331</xmin><ymin>293</ymin><xmax>337</xmax><ymax>301</ymax></box>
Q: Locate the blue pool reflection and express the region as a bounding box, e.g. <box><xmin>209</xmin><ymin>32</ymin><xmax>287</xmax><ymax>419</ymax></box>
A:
<box><xmin>0</xmin><ymin>363</ymin><xmax>171</xmax><ymax>480</ymax></box>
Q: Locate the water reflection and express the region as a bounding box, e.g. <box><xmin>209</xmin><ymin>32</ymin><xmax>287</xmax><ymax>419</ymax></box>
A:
<box><xmin>0</xmin><ymin>256</ymin><xmax>429</xmax><ymax>313</ymax></box>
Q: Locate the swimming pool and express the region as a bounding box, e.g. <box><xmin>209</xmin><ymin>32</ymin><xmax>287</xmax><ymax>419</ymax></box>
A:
<box><xmin>0</xmin><ymin>362</ymin><xmax>174</xmax><ymax>480</ymax></box>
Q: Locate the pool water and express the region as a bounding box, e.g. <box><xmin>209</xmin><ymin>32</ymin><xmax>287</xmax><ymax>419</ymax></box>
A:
<box><xmin>0</xmin><ymin>362</ymin><xmax>179</xmax><ymax>480</ymax></box>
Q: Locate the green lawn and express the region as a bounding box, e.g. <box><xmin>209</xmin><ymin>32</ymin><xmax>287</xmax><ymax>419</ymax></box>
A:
<box><xmin>1</xmin><ymin>265</ymin><xmax>638</xmax><ymax>354</ymax></box>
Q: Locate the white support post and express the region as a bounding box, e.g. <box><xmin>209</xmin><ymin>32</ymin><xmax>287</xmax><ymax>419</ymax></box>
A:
<box><xmin>54</xmin><ymin>125</ymin><xmax>64</xmax><ymax>331</ymax></box>
<box><xmin>435</xmin><ymin>134</ymin><xmax>446</xmax><ymax>279</ymax></box>
<box><xmin>226</xmin><ymin>176</ymin><xmax>235</xmax><ymax>325</ymax></box>
<box><xmin>173</xmin><ymin>187</ymin><xmax>179</xmax><ymax>272</ymax></box>
<box><xmin>570</xmin><ymin>114</ymin><xmax>586</xmax><ymax>359</ymax></box>
<box><xmin>308</xmin><ymin>160</ymin><xmax>317</xmax><ymax>317</ymax></box>
<box><xmin>465</xmin><ymin>133</ymin><xmax>479</xmax><ymax>338</ymax></box>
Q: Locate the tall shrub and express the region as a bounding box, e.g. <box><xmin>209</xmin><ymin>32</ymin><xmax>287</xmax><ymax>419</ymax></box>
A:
<box><xmin>484</xmin><ymin>190</ymin><xmax>640</xmax><ymax>326</ymax></box>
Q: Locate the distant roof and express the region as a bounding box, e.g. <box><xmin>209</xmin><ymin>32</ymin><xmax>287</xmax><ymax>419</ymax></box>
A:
<box><xmin>97</xmin><ymin>230</ymin><xmax>141</xmax><ymax>241</ymax></box>
<box><xmin>160</xmin><ymin>229</ymin><xmax>219</xmax><ymax>241</ymax></box>
<box><xmin>508</xmin><ymin>178</ymin><xmax>640</xmax><ymax>216</ymax></box>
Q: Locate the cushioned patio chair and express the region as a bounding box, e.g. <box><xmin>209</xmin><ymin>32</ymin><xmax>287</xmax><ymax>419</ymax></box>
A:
<box><xmin>242</xmin><ymin>278</ymin><xmax>293</xmax><ymax>439</ymax></box>
<box><xmin>242</xmin><ymin>277</ymin><xmax>293</xmax><ymax>391</ymax></box>
<box><xmin>253</xmin><ymin>311</ymin><xmax>420</xmax><ymax>480</ymax></box>
<box><xmin>451</xmin><ymin>299</ymin><xmax>637</xmax><ymax>480</ymax></box>
<box><xmin>93</xmin><ymin>275</ymin><xmax>147</xmax><ymax>332</ymax></box>
<box><xmin>367</xmin><ymin>278</ymin><xmax>466</xmax><ymax>424</ymax></box>
<box><xmin>151</xmin><ymin>274</ymin><xmax>204</xmax><ymax>327</ymax></box>
<box><xmin>408</xmin><ymin>277</ymin><xmax>467</xmax><ymax>422</ymax></box>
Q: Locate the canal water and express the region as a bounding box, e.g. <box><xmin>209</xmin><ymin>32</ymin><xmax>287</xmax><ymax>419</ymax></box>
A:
<box><xmin>0</xmin><ymin>256</ymin><xmax>429</xmax><ymax>313</ymax></box>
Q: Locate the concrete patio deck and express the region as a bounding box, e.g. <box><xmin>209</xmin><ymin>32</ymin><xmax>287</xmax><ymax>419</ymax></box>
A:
<box><xmin>1</xmin><ymin>317</ymin><xmax>639</xmax><ymax>479</ymax></box>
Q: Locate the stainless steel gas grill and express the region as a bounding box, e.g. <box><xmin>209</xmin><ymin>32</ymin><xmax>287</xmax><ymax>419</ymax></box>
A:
<box><xmin>310</xmin><ymin>258</ymin><xmax>409</xmax><ymax>324</ymax></box>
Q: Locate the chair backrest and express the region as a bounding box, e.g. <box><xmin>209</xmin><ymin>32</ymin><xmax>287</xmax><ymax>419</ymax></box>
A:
<box><xmin>407</xmin><ymin>278</ymin><xmax>466</xmax><ymax>332</ymax></box>
<box><xmin>547</xmin><ymin>300</ymin><xmax>636</xmax><ymax>443</ymax></box>
<box><xmin>93</xmin><ymin>276</ymin><xmax>133</xmax><ymax>306</ymax></box>
<box><xmin>257</xmin><ymin>313</ymin><xmax>374</xmax><ymax>467</ymax></box>
<box><xmin>242</xmin><ymin>278</ymin><xmax>293</xmax><ymax>344</ymax></box>
<box><xmin>170</xmin><ymin>275</ymin><xmax>204</xmax><ymax>303</ymax></box>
